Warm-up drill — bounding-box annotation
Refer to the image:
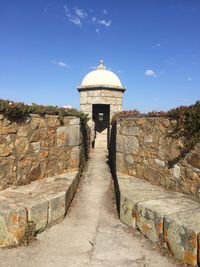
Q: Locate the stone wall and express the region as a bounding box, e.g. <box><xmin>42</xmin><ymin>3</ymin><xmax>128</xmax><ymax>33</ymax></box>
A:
<box><xmin>0</xmin><ymin>114</ymin><xmax>89</xmax><ymax>190</ymax></box>
<box><xmin>112</xmin><ymin>117</ymin><xmax>200</xmax><ymax>199</ymax></box>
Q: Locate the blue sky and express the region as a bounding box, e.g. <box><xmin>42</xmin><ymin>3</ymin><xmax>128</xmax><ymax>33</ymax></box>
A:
<box><xmin>0</xmin><ymin>0</ymin><xmax>199</xmax><ymax>112</ymax></box>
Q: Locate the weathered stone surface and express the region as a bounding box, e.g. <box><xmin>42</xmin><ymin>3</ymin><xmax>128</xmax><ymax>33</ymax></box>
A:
<box><xmin>155</xmin><ymin>159</ymin><xmax>165</xmax><ymax>167</ymax></box>
<box><xmin>0</xmin><ymin>144</ymin><xmax>13</xmax><ymax>157</ymax></box>
<box><xmin>0</xmin><ymin>114</ymin><xmax>84</xmax><ymax>189</ymax></box>
<box><xmin>0</xmin><ymin>200</ymin><xmax>27</xmax><ymax>247</ymax></box>
<box><xmin>15</xmin><ymin>137</ymin><xmax>29</xmax><ymax>155</ymax></box>
<box><xmin>30</xmin><ymin>142</ymin><xmax>40</xmax><ymax>153</ymax></box>
<box><xmin>46</xmin><ymin>115</ymin><xmax>60</xmax><ymax>128</ymax></box>
<box><xmin>30</xmin><ymin>129</ymin><xmax>47</xmax><ymax>142</ymax></box>
<box><xmin>120</xmin><ymin>126</ymin><xmax>140</xmax><ymax>136</ymax></box>
<box><xmin>118</xmin><ymin>175</ymin><xmax>172</xmax><ymax>228</ymax></box>
<box><xmin>57</xmin><ymin>125</ymin><xmax>80</xmax><ymax>147</ymax></box>
<box><xmin>25</xmin><ymin>197</ymin><xmax>48</xmax><ymax>231</ymax></box>
<box><xmin>187</xmin><ymin>153</ymin><xmax>200</xmax><ymax>169</ymax></box>
<box><xmin>144</xmin><ymin>135</ymin><xmax>153</xmax><ymax>143</ymax></box>
<box><xmin>116</xmin><ymin>135</ymin><xmax>139</xmax><ymax>154</ymax></box>
<box><xmin>101</xmin><ymin>89</ymin><xmax>122</xmax><ymax>97</ymax></box>
<box><xmin>164</xmin><ymin>209</ymin><xmax>200</xmax><ymax>266</ymax></box>
<box><xmin>116</xmin><ymin>153</ymin><xmax>126</xmax><ymax>173</ymax></box>
<box><xmin>69</xmin><ymin>125</ymin><xmax>80</xmax><ymax>146</ymax></box>
<box><xmin>0</xmin><ymin>125</ymin><xmax>18</xmax><ymax>134</ymax></box>
<box><xmin>30</xmin><ymin>115</ymin><xmax>46</xmax><ymax>130</ymax></box>
<box><xmin>17</xmin><ymin>126</ymin><xmax>29</xmax><ymax>137</ymax></box>
<box><xmin>0</xmin><ymin>170</ymin><xmax>79</xmax><ymax>246</ymax></box>
<box><xmin>1</xmin><ymin>191</ymin><xmax>48</xmax><ymax>232</ymax></box>
<box><xmin>68</xmin><ymin>146</ymin><xmax>80</xmax><ymax>169</ymax></box>
<box><xmin>69</xmin><ymin>117</ymin><xmax>80</xmax><ymax>125</ymax></box>
<box><xmin>46</xmin><ymin>191</ymin><xmax>67</xmax><ymax>225</ymax></box>
<box><xmin>27</xmin><ymin>164</ymin><xmax>42</xmax><ymax>181</ymax></box>
<box><xmin>136</xmin><ymin>197</ymin><xmax>200</xmax><ymax>244</ymax></box>
<box><xmin>115</xmin><ymin>117</ymin><xmax>200</xmax><ymax>198</ymax></box>
<box><xmin>35</xmin><ymin>178</ymin><xmax>73</xmax><ymax>225</ymax></box>
<box><xmin>34</xmin><ymin>176</ymin><xmax>75</xmax><ymax>225</ymax></box>
<box><xmin>172</xmin><ymin>164</ymin><xmax>181</xmax><ymax>179</ymax></box>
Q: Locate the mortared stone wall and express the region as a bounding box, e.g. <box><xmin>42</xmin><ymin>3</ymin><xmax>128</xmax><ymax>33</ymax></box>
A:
<box><xmin>0</xmin><ymin>114</ymin><xmax>89</xmax><ymax>190</ymax></box>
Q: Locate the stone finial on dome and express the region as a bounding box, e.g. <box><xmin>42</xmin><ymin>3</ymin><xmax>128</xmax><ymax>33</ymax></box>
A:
<box><xmin>97</xmin><ymin>59</ymin><xmax>106</xmax><ymax>70</ymax></box>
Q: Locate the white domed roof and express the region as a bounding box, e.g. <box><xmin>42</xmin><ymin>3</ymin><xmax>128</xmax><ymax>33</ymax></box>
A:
<box><xmin>78</xmin><ymin>60</ymin><xmax>125</xmax><ymax>90</ymax></box>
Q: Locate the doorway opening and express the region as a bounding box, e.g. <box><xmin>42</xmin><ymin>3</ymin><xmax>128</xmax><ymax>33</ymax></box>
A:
<box><xmin>92</xmin><ymin>104</ymin><xmax>110</xmax><ymax>148</ymax></box>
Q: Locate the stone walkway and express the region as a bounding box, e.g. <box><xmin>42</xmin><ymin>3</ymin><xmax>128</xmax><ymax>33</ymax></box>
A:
<box><xmin>0</xmin><ymin>148</ymin><xmax>180</xmax><ymax>267</ymax></box>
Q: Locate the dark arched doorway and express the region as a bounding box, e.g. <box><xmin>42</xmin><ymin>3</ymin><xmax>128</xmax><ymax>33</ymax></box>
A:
<box><xmin>92</xmin><ymin>104</ymin><xmax>110</xmax><ymax>148</ymax></box>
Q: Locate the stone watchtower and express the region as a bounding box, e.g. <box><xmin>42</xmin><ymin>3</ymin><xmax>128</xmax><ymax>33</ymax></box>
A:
<box><xmin>77</xmin><ymin>60</ymin><xmax>125</xmax><ymax>148</ymax></box>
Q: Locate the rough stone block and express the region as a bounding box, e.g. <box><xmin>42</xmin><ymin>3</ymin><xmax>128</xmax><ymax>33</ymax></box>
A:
<box><xmin>111</xmin><ymin>105</ymin><xmax>122</xmax><ymax>112</ymax></box>
<box><xmin>45</xmin><ymin>191</ymin><xmax>67</xmax><ymax>225</ymax></box>
<box><xmin>0</xmin><ymin>191</ymin><xmax>48</xmax><ymax>232</ymax></box>
<box><xmin>56</xmin><ymin>125</ymin><xmax>80</xmax><ymax>147</ymax></box>
<box><xmin>68</xmin><ymin>146</ymin><xmax>80</xmax><ymax>169</ymax></box>
<box><xmin>69</xmin><ymin>125</ymin><xmax>80</xmax><ymax>146</ymax></box>
<box><xmin>34</xmin><ymin>176</ymin><xmax>74</xmax><ymax>225</ymax></box>
<box><xmin>30</xmin><ymin>115</ymin><xmax>46</xmax><ymax>130</ymax></box>
<box><xmin>25</xmin><ymin>197</ymin><xmax>48</xmax><ymax>232</ymax></box>
<box><xmin>69</xmin><ymin>117</ymin><xmax>80</xmax><ymax>125</ymax></box>
<box><xmin>0</xmin><ymin>170</ymin><xmax>79</xmax><ymax>247</ymax></box>
<box><xmin>56</xmin><ymin>126</ymin><xmax>70</xmax><ymax>147</ymax></box>
<box><xmin>80</xmin><ymin>96</ymin><xmax>87</xmax><ymax>105</ymax></box>
<box><xmin>116</xmin><ymin>153</ymin><xmax>126</xmax><ymax>173</ymax></box>
<box><xmin>30</xmin><ymin>142</ymin><xmax>40</xmax><ymax>153</ymax></box>
<box><xmin>101</xmin><ymin>90</ymin><xmax>122</xmax><ymax>97</ymax></box>
<box><xmin>119</xmin><ymin>126</ymin><xmax>140</xmax><ymax>136</ymax></box>
<box><xmin>86</xmin><ymin>90</ymin><xmax>101</xmax><ymax>97</ymax></box>
<box><xmin>135</xmin><ymin>197</ymin><xmax>200</xmax><ymax>244</ymax></box>
<box><xmin>0</xmin><ymin>200</ymin><xmax>27</xmax><ymax>247</ymax></box>
<box><xmin>45</xmin><ymin>115</ymin><xmax>60</xmax><ymax>128</ymax></box>
<box><xmin>0</xmin><ymin>144</ymin><xmax>13</xmax><ymax>157</ymax></box>
<box><xmin>116</xmin><ymin>135</ymin><xmax>139</xmax><ymax>155</ymax></box>
<box><xmin>80</xmin><ymin>104</ymin><xmax>92</xmax><ymax>113</ymax></box>
<box><xmin>30</xmin><ymin>129</ymin><xmax>47</xmax><ymax>142</ymax></box>
<box><xmin>118</xmin><ymin>175</ymin><xmax>172</xmax><ymax>228</ymax></box>
<box><xmin>164</xmin><ymin>209</ymin><xmax>200</xmax><ymax>266</ymax></box>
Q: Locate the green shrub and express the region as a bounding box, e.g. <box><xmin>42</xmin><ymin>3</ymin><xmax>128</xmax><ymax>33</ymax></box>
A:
<box><xmin>0</xmin><ymin>99</ymin><xmax>88</xmax><ymax>123</ymax></box>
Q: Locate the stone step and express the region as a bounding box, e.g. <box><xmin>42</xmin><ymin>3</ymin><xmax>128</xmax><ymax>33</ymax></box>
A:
<box><xmin>95</xmin><ymin>135</ymin><xmax>107</xmax><ymax>141</ymax></box>
<box><xmin>95</xmin><ymin>141</ymin><xmax>107</xmax><ymax>148</ymax></box>
<box><xmin>0</xmin><ymin>171</ymin><xmax>79</xmax><ymax>247</ymax></box>
<box><xmin>117</xmin><ymin>173</ymin><xmax>200</xmax><ymax>266</ymax></box>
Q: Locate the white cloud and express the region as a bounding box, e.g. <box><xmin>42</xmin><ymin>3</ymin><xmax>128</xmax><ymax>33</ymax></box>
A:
<box><xmin>74</xmin><ymin>7</ymin><xmax>87</xmax><ymax>19</ymax></box>
<box><xmin>52</xmin><ymin>61</ymin><xmax>69</xmax><ymax>68</ymax></box>
<box><xmin>64</xmin><ymin>5</ymin><xmax>82</xmax><ymax>26</ymax></box>
<box><xmin>95</xmin><ymin>28</ymin><xmax>100</xmax><ymax>33</ymax></box>
<box><xmin>153</xmin><ymin>43</ymin><xmax>161</xmax><ymax>49</ymax></box>
<box><xmin>187</xmin><ymin>76</ymin><xmax>192</xmax><ymax>81</ymax></box>
<box><xmin>64</xmin><ymin>5</ymin><xmax>112</xmax><ymax>30</ymax></box>
<box><xmin>91</xmin><ymin>17</ymin><xmax>97</xmax><ymax>23</ymax></box>
<box><xmin>145</xmin><ymin>69</ymin><xmax>157</xmax><ymax>77</ymax></box>
<box><xmin>64</xmin><ymin>5</ymin><xmax>70</xmax><ymax>16</ymax></box>
<box><xmin>70</xmin><ymin>17</ymin><xmax>81</xmax><ymax>26</ymax></box>
<box><xmin>98</xmin><ymin>19</ymin><xmax>111</xmax><ymax>27</ymax></box>
<box><xmin>63</xmin><ymin>105</ymin><xmax>72</xmax><ymax>109</ymax></box>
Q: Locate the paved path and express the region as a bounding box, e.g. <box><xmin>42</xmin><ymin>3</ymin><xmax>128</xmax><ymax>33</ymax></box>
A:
<box><xmin>0</xmin><ymin>148</ymin><xmax>180</xmax><ymax>267</ymax></box>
